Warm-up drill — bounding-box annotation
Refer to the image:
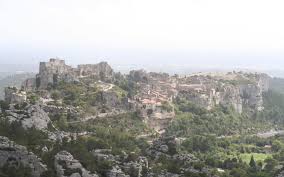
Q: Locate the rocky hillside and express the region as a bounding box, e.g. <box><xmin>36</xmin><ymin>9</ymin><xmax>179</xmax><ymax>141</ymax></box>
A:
<box><xmin>2</xmin><ymin>58</ymin><xmax>284</xmax><ymax>177</ymax></box>
<box><xmin>0</xmin><ymin>72</ymin><xmax>35</xmax><ymax>100</ymax></box>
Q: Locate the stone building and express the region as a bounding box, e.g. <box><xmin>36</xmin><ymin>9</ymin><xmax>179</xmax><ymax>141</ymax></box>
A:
<box><xmin>27</xmin><ymin>58</ymin><xmax>114</xmax><ymax>90</ymax></box>
<box><xmin>36</xmin><ymin>59</ymin><xmax>77</xmax><ymax>89</ymax></box>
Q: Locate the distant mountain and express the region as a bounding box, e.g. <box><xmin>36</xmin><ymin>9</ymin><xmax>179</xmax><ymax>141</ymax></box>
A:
<box><xmin>0</xmin><ymin>73</ymin><xmax>35</xmax><ymax>100</ymax></box>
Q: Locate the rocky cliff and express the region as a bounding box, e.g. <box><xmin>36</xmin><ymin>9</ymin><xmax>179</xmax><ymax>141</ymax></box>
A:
<box><xmin>176</xmin><ymin>72</ymin><xmax>270</xmax><ymax>113</ymax></box>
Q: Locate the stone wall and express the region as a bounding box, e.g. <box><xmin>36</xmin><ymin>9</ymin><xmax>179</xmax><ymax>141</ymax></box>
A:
<box><xmin>37</xmin><ymin>59</ymin><xmax>77</xmax><ymax>89</ymax></box>
<box><xmin>33</xmin><ymin>59</ymin><xmax>114</xmax><ymax>89</ymax></box>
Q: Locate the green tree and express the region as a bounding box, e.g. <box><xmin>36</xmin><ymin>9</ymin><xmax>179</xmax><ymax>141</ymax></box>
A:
<box><xmin>230</xmin><ymin>168</ymin><xmax>247</xmax><ymax>177</ymax></box>
<box><xmin>272</xmin><ymin>140</ymin><xmax>283</xmax><ymax>152</ymax></box>
<box><xmin>264</xmin><ymin>157</ymin><xmax>278</xmax><ymax>172</ymax></box>
<box><xmin>249</xmin><ymin>155</ymin><xmax>257</xmax><ymax>171</ymax></box>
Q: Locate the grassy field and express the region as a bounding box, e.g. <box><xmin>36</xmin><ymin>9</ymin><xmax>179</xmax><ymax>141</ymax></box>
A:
<box><xmin>240</xmin><ymin>153</ymin><xmax>272</xmax><ymax>164</ymax></box>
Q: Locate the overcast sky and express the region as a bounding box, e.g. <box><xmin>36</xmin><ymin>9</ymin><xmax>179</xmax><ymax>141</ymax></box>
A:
<box><xmin>0</xmin><ymin>0</ymin><xmax>284</xmax><ymax>72</ymax></box>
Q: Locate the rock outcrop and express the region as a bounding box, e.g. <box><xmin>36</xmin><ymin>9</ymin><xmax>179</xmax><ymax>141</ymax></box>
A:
<box><xmin>22</xmin><ymin>77</ymin><xmax>37</xmax><ymax>91</ymax></box>
<box><xmin>146</xmin><ymin>136</ymin><xmax>212</xmax><ymax>177</ymax></box>
<box><xmin>276</xmin><ymin>171</ymin><xmax>284</xmax><ymax>177</ymax></box>
<box><xmin>176</xmin><ymin>72</ymin><xmax>270</xmax><ymax>113</ymax></box>
<box><xmin>121</xmin><ymin>156</ymin><xmax>148</xmax><ymax>177</ymax></box>
<box><xmin>5</xmin><ymin>104</ymin><xmax>51</xmax><ymax>130</ymax></box>
<box><xmin>78</xmin><ymin>62</ymin><xmax>114</xmax><ymax>82</ymax></box>
<box><xmin>4</xmin><ymin>87</ymin><xmax>27</xmax><ymax>104</ymax></box>
<box><xmin>54</xmin><ymin>151</ymin><xmax>98</xmax><ymax>177</ymax></box>
<box><xmin>0</xmin><ymin>136</ymin><xmax>47</xmax><ymax>177</ymax></box>
<box><xmin>106</xmin><ymin>166</ymin><xmax>130</xmax><ymax>177</ymax></box>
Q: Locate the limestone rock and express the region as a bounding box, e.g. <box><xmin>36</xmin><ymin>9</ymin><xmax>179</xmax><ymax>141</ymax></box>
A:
<box><xmin>92</xmin><ymin>149</ymin><xmax>115</xmax><ymax>162</ymax></box>
<box><xmin>121</xmin><ymin>156</ymin><xmax>148</xmax><ymax>177</ymax></box>
<box><xmin>22</xmin><ymin>78</ymin><xmax>37</xmax><ymax>91</ymax></box>
<box><xmin>4</xmin><ymin>87</ymin><xmax>27</xmax><ymax>104</ymax></box>
<box><xmin>0</xmin><ymin>136</ymin><xmax>47</xmax><ymax>177</ymax></box>
<box><xmin>78</xmin><ymin>62</ymin><xmax>114</xmax><ymax>82</ymax></box>
<box><xmin>106</xmin><ymin>166</ymin><xmax>130</xmax><ymax>177</ymax></box>
<box><xmin>147</xmin><ymin>136</ymin><xmax>178</xmax><ymax>159</ymax></box>
<box><xmin>54</xmin><ymin>151</ymin><xmax>98</xmax><ymax>177</ymax></box>
<box><xmin>176</xmin><ymin>72</ymin><xmax>270</xmax><ymax>113</ymax></box>
<box><xmin>5</xmin><ymin>104</ymin><xmax>51</xmax><ymax>130</ymax></box>
<box><xmin>276</xmin><ymin>171</ymin><xmax>284</xmax><ymax>177</ymax></box>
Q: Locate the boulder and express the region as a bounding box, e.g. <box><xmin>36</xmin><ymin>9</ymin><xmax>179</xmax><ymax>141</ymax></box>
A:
<box><xmin>106</xmin><ymin>166</ymin><xmax>130</xmax><ymax>177</ymax></box>
<box><xmin>0</xmin><ymin>136</ymin><xmax>47</xmax><ymax>177</ymax></box>
<box><xmin>54</xmin><ymin>151</ymin><xmax>98</xmax><ymax>177</ymax></box>
<box><xmin>5</xmin><ymin>104</ymin><xmax>51</xmax><ymax>130</ymax></box>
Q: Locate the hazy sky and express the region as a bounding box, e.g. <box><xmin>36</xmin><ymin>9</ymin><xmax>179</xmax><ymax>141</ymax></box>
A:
<box><xmin>0</xmin><ymin>0</ymin><xmax>284</xmax><ymax>72</ymax></box>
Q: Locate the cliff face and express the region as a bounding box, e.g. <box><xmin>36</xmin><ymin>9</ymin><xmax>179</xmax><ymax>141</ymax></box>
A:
<box><xmin>176</xmin><ymin>72</ymin><xmax>270</xmax><ymax>113</ymax></box>
<box><xmin>34</xmin><ymin>59</ymin><xmax>114</xmax><ymax>89</ymax></box>
<box><xmin>78</xmin><ymin>62</ymin><xmax>114</xmax><ymax>82</ymax></box>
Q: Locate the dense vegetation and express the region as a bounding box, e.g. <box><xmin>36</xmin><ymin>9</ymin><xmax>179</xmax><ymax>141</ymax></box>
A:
<box><xmin>166</xmin><ymin>98</ymin><xmax>273</xmax><ymax>137</ymax></box>
<box><xmin>162</xmin><ymin>86</ymin><xmax>284</xmax><ymax>177</ymax></box>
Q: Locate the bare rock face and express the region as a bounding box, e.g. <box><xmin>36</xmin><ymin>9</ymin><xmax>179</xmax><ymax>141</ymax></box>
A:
<box><xmin>4</xmin><ymin>87</ymin><xmax>27</xmax><ymax>104</ymax></box>
<box><xmin>239</xmin><ymin>84</ymin><xmax>264</xmax><ymax>111</ymax></box>
<box><xmin>22</xmin><ymin>78</ymin><xmax>37</xmax><ymax>91</ymax></box>
<box><xmin>257</xmin><ymin>73</ymin><xmax>270</xmax><ymax>92</ymax></box>
<box><xmin>0</xmin><ymin>136</ymin><xmax>47</xmax><ymax>177</ymax></box>
<box><xmin>219</xmin><ymin>85</ymin><xmax>243</xmax><ymax>113</ymax></box>
<box><xmin>78</xmin><ymin>62</ymin><xmax>114</xmax><ymax>82</ymax></box>
<box><xmin>5</xmin><ymin>104</ymin><xmax>51</xmax><ymax>130</ymax></box>
<box><xmin>54</xmin><ymin>151</ymin><xmax>99</xmax><ymax>177</ymax></box>
<box><xmin>106</xmin><ymin>166</ymin><xmax>130</xmax><ymax>177</ymax></box>
<box><xmin>176</xmin><ymin>72</ymin><xmax>271</xmax><ymax>113</ymax></box>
